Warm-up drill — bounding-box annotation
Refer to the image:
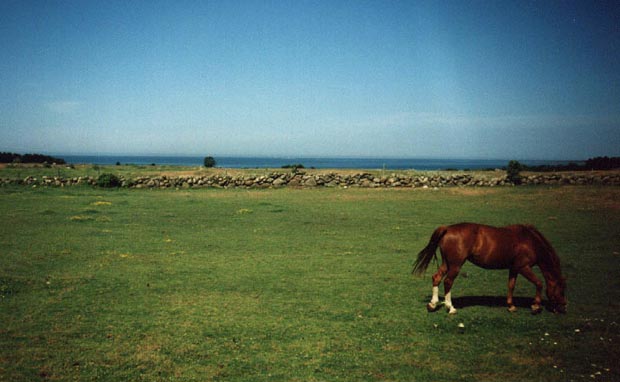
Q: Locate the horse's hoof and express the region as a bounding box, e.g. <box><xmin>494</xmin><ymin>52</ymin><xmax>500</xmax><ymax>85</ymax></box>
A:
<box><xmin>427</xmin><ymin>303</ymin><xmax>439</xmax><ymax>312</ymax></box>
<box><xmin>530</xmin><ymin>305</ymin><xmax>543</xmax><ymax>315</ymax></box>
<box><xmin>507</xmin><ymin>305</ymin><xmax>518</xmax><ymax>313</ymax></box>
<box><xmin>447</xmin><ymin>307</ymin><xmax>457</xmax><ymax>315</ymax></box>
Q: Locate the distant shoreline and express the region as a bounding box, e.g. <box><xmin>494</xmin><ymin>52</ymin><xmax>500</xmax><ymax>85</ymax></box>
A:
<box><xmin>57</xmin><ymin>155</ymin><xmax>581</xmax><ymax>171</ymax></box>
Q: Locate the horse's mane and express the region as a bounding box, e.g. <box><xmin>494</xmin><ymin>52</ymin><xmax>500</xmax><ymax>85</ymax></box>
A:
<box><xmin>524</xmin><ymin>225</ymin><xmax>564</xmax><ymax>283</ymax></box>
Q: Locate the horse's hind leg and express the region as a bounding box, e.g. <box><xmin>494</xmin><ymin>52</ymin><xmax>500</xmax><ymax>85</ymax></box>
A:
<box><xmin>427</xmin><ymin>262</ymin><xmax>447</xmax><ymax>312</ymax></box>
<box><xmin>507</xmin><ymin>269</ymin><xmax>518</xmax><ymax>312</ymax></box>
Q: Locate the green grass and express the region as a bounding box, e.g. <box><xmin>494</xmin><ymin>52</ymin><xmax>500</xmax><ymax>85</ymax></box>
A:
<box><xmin>1</xmin><ymin>186</ymin><xmax>619</xmax><ymax>381</ymax></box>
<box><xmin>0</xmin><ymin>163</ymin><xmax>210</xmax><ymax>180</ymax></box>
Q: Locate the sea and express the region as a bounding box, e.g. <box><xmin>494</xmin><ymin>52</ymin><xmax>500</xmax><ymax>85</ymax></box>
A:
<box><xmin>59</xmin><ymin>155</ymin><xmax>579</xmax><ymax>171</ymax></box>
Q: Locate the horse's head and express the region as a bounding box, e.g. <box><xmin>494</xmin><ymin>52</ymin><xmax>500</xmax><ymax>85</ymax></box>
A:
<box><xmin>546</xmin><ymin>277</ymin><xmax>567</xmax><ymax>314</ymax></box>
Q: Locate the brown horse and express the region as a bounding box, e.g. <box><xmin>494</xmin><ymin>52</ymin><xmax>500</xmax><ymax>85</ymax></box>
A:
<box><xmin>412</xmin><ymin>223</ymin><xmax>567</xmax><ymax>314</ymax></box>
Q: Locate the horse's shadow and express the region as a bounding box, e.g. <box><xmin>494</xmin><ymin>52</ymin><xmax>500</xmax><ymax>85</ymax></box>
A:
<box><xmin>422</xmin><ymin>295</ymin><xmax>552</xmax><ymax>311</ymax></box>
<box><xmin>451</xmin><ymin>295</ymin><xmax>533</xmax><ymax>309</ymax></box>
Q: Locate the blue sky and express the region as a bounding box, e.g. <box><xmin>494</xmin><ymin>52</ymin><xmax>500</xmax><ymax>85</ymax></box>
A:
<box><xmin>1</xmin><ymin>0</ymin><xmax>619</xmax><ymax>159</ymax></box>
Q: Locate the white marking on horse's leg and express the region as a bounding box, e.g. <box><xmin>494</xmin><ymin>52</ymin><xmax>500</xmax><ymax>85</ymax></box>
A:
<box><xmin>444</xmin><ymin>291</ymin><xmax>452</xmax><ymax>308</ymax></box>
<box><xmin>445</xmin><ymin>291</ymin><xmax>457</xmax><ymax>314</ymax></box>
<box><xmin>429</xmin><ymin>286</ymin><xmax>439</xmax><ymax>308</ymax></box>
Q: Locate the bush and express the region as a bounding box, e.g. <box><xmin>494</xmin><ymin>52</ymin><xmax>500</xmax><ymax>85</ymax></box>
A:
<box><xmin>585</xmin><ymin>156</ymin><xmax>620</xmax><ymax>170</ymax></box>
<box><xmin>97</xmin><ymin>173</ymin><xmax>121</xmax><ymax>188</ymax></box>
<box><xmin>282</xmin><ymin>163</ymin><xmax>305</xmax><ymax>169</ymax></box>
<box><xmin>204</xmin><ymin>156</ymin><xmax>216</xmax><ymax>168</ymax></box>
<box><xmin>506</xmin><ymin>160</ymin><xmax>523</xmax><ymax>185</ymax></box>
<box><xmin>282</xmin><ymin>164</ymin><xmax>305</xmax><ymax>173</ymax></box>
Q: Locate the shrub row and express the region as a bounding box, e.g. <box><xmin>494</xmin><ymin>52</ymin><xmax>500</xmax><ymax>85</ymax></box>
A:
<box><xmin>0</xmin><ymin>152</ymin><xmax>66</xmax><ymax>165</ymax></box>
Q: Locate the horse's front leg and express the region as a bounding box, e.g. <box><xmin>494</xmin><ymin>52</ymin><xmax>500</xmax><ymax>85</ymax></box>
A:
<box><xmin>507</xmin><ymin>269</ymin><xmax>518</xmax><ymax>313</ymax></box>
<box><xmin>519</xmin><ymin>266</ymin><xmax>543</xmax><ymax>314</ymax></box>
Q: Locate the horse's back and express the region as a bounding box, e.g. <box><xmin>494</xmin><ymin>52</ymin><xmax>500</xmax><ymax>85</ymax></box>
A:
<box><xmin>441</xmin><ymin>223</ymin><xmax>536</xmax><ymax>269</ymax></box>
<box><xmin>436</xmin><ymin>223</ymin><xmax>481</xmax><ymax>264</ymax></box>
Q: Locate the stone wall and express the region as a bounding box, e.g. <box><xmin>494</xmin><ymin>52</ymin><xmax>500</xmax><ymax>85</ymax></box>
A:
<box><xmin>3</xmin><ymin>171</ymin><xmax>620</xmax><ymax>189</ymax></box>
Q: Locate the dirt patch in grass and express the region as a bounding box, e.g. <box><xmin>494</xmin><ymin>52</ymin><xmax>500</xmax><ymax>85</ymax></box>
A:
<box><xmin>535</xmin><ymin>186</ymin><xmax>620</xmax><ymax>211</ymax></box>
<box><xmin>510</xmin><ymin>354</ymin><xmax>554</xmax><ymax>367</ymax></box>
<box><xmin>445</xmin><ymin>187</ymin><xmax>502</xmax><ymax>197</ymax></box>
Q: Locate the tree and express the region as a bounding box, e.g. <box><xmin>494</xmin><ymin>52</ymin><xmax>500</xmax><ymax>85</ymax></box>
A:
<box><xmin>506</xmin><ymin>160</ymin><xmax>523</xmax><ymax>185</ymax></box>
<box><xmin>203</xmin><ymin>156</ymin><xmax>216</xmax><ymax>168</ymax></box>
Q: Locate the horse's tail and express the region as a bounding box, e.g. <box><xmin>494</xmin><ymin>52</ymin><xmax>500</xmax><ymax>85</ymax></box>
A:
<box><xmin>412</xmin><ymin>226</ymin><xmax>448</xmax><ymax>275</ymax></box>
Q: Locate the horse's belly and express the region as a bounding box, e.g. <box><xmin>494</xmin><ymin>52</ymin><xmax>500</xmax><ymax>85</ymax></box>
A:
<box><xmin>468</xmin><ymin>254</ymin><xmax>512</xmax><ymax>269</ymax></box>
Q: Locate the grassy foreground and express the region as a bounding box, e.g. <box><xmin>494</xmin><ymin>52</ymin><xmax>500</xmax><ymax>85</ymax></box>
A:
<box><xmin>1</xmin><ymin>186</ymin><xmax>619</xmax><ymax>381</ymax></box>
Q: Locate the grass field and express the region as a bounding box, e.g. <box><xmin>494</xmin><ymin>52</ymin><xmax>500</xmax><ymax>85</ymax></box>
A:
<box><xmin>1</xmin><ymin>185</ymin><xmax>619</xmax><ymax>381</ymax></box>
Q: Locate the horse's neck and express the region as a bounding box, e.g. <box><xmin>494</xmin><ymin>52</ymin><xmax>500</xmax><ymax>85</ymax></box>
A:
<box><xmin>538</xmin><ymin>254</ymin><xmax>562</xmax><ymax>284</ymax></box>
<box><xmin>529</xmin><ymin>227</ymin><xmax>562</xmax><ymax>283</ymax></box>
<box><xmin>539</xmin><ymin>266</ymin><xmax>560</xmax><ymax>285</ymax></box>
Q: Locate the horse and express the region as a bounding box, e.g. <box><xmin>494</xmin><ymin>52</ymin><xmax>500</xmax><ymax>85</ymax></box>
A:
<box><xmin>412</xmin><ymin>223</ymin><xmax>567</xmax><ymax>315</ymax></box>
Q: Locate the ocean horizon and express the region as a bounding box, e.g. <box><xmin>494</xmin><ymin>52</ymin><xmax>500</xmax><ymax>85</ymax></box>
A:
<box><xmin>58</xmin><ymin>155</ymin><xmax>581</xmax><ymax>171</ymax></box>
